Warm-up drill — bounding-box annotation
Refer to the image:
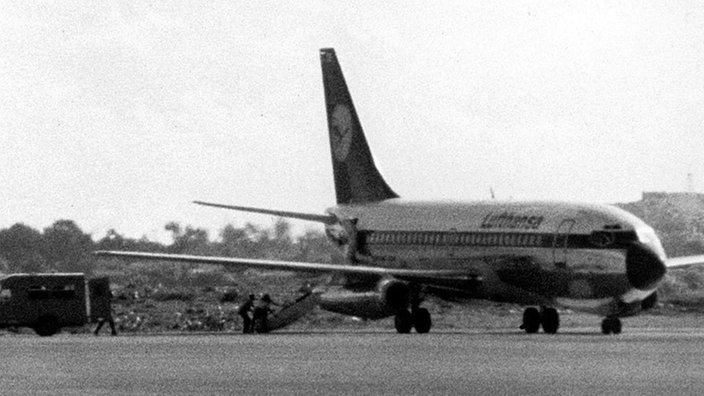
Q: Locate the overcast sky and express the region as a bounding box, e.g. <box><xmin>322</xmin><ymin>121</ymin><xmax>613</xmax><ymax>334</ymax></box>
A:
<box><xmin>1</xmin><ymin>1</ymin><xmax>703</xmax><ymax>242</ymax></box>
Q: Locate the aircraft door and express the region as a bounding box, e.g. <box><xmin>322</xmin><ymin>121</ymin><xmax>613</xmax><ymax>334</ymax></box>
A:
<box><xmin>446</xmin><ymin>228</ymin><xmax>460</xmax><ymax>258</ymax></box>
<box><xmin>553</xmin><ymin>219</ymin><xmax>576</xmax><ymax>268</ymax></box>
<box><xmin>341</xmin><ymin>219</ymin><xmax>359</xmax><ymax>263</ymax></box>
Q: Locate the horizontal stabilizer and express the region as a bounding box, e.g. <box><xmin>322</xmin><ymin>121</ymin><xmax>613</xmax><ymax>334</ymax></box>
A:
<box><xmin>666</xmin><ymin>254</ymin><xmax>704</xmax><ymax>269</ymax></box>
<box><xmin>94</xmin><ymin>250</ymin><xmax>478</xmax><ymax>287</ymax></box>
<box><xmin>193</xmin><ymin>201</ymin><xmax>336</xmax><ymax>224</ymax></box>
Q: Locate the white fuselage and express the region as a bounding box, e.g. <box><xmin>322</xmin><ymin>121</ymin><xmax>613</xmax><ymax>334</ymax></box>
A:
<box><xmin>325</xmin><ymin>198</ymin><xmax>667</xmax><ymax>316</ymax></box>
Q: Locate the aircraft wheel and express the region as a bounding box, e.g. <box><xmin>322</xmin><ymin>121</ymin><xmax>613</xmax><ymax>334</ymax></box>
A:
<box><xmin>541</xmin><ymin>308</ymin><xmax>560</xmax><ymax>334</ymax></box>
<box><xmin>34</xmin><ymin>315</ymin><xmax>59</xmax><ymax>337</ymax></box>
<box><xmin>601</xmin><ymin>317</ymin><xmax>622</xmax><ymax>335</ymax></box>
<box><xmin>521</xmin><ymin>307</ymin><xmax>541</xmax><ymax>334</ymax></box>
<box><xmin>394</xmin><ymin>310</ymin><xmax>413</xmax><ymax>334</ymax></box>
<box><xmin>412</xmin><ymin>308</ymin><xmax>432</xmax><ymax>334</ymax></box>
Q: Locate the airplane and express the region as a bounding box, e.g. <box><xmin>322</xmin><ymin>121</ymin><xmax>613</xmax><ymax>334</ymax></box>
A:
<box><xmin>96</xmin><ymin>48</ymin><xmax>704</xmax><ymax>335</ymax></box>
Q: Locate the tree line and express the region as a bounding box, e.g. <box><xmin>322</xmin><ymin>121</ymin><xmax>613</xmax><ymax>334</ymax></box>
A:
<box><xmin>0</xmin><ymin>219</ymin><xmax>342</xmax><ymax>274</ymax></box>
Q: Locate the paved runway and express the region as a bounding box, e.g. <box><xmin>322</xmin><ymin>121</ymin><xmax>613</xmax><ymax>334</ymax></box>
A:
<box><xmin>2</xmin><ymin>328</ymin><xmax>704</xmax><ymax>395</ymax></box>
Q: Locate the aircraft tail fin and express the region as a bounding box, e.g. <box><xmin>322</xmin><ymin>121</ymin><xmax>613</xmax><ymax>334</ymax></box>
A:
<box><xmin>320</xmin><ymin>48</ymin><xmax>399</xmax><ymax>204</ymax></box>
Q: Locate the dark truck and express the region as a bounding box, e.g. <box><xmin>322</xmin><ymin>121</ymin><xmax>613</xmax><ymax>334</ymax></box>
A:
<box><xmin>0</xmin><ymin>273</ymin><xmax>112</xmax><ymax>336</ymax></box>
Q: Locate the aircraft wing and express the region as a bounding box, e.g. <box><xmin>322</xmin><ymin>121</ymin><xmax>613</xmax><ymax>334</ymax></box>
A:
<box><xmin>93</xmin><ymin>251</ymin><xmax>478</xmax><ymax>288</ymax></box>
<box><xmin>666</xmin><ymin>255</ymin><xmax>704</xmax><ymax>270</ymax></box>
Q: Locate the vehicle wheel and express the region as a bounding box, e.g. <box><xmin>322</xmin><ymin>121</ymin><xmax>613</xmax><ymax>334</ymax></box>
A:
<box><xmin>601</xmin><ymin>318</ymin><xmax>611</xmax><ymax>334</ymax></box>
<box><xmin>412</xmin><ymin>308</ymin><xmax>432</xmax><ymax>334</ymax></box>
<box><xmin>601</xmin><ymin>317</ymin><xmax>622</xmax><ymax>335</ymax></box>
<box><xmin>394</xmin><ymin>310</ymin><xmax>412</xmax><ymax>334</ymax></box>
<box><xmin>34</xmin><ymin>315</ymin><xmax>59</xmax><ymax>337</ymax></box>
<box><xmin>522</xmin><ymin>307</ymin><xmax>541</xmax><ymax>334</ymax></box>
<box><xmin>541</xmin><ymin>308</ymin><xmax>560</xmax><ymax>334</ymax></box>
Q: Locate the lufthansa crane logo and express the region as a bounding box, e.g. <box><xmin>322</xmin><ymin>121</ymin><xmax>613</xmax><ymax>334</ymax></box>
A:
<box><xmin>331</xmin><ymin>104</ymin><xmax>353</xmax><ymax>162</ymax></box>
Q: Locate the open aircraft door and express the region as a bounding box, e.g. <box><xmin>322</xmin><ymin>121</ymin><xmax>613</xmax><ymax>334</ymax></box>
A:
<box><xmin>553</xmin><ymin>219</ymin><xmax>576</xmax><ymax>268</ymax></box>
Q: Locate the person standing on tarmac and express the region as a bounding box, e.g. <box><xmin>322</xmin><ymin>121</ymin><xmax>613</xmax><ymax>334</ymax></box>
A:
<box><xmin>94</xmin><ymin>310</ymin><xmax>117</xmax><ymax>336</ymax></box>
<box><xmin>94</xmin><ymin>289</ymin><xmax>117</xmax><ymax>336</ymax></box>
<box><xmin>238</xmin><ymin>294</ymin><xmax>256</xmax><ymax>334</ymax></box>
<box><xmin>252</xmin><ymin>294</ymin><xmax>277</xmax><ymax>333</ymax></box>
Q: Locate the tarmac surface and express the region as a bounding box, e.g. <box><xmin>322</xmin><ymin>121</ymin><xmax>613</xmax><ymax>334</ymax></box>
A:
<box><xmin>2</xmin><ymin>328</ymin><xmax>704</xmax><ymax>395</ymax></box>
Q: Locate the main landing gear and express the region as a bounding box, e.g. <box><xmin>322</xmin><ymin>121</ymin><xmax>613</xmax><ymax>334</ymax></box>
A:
<box><xmin>393</xmin><ymin>284</ymin><xmax>431</xmax><ymax>334</ymax></box>
<box><xmin>394</xmin><ymin>307</ymin><xmax>432</xmax><ymax>334</ymax></box>
<box><xmin>520</xmin><ymin>307</ymin><xmax>560</xmax><ymax>334</ymax></box>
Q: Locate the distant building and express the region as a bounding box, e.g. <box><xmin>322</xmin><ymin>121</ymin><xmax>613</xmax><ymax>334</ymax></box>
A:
<box><xmin>642</xmin><ymin>191</ymin><xmax>704</xmax><ymax>201</ymax></box>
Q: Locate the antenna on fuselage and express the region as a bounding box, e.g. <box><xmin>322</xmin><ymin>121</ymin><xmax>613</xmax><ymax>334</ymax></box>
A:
<box><xmin>490</xmin><ymin>187</ymin><xmax>496</xmax><ymax>200</ymax></box>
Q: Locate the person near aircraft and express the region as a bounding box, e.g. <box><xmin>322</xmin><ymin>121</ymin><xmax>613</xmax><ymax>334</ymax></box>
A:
<box><xmin>237</xmin><ymin>294</ymin><xmax>256</xmax><ymax>334</ymax></box>
<box><xmin>253</xmin><ymin>294</ymin><xmax>278</xmax><ymax>333</ymax></box>
<box><xmin>94</xmin><ymin>311</ymin><xmax>117</xmax><ymax>336</ymax></box>
<box><xmin>93</xmin><ymin>284</ymin><xmax>118</xmax><ymax>336</ymax></box>
<box><xmin>237</xmin><ymin>294</ymin><xmax>254</xmax><ymax>334</ymax></box>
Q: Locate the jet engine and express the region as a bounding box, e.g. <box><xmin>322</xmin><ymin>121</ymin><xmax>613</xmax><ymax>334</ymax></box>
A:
<box><xmin>318</xmin><ymin>278</ymin><xmax>410</xmax><ymax>319</ymax></box>
<box><xmin>378</xmin><ymin>278</ymin><xmax>411</xmax><ymax>310</ymax></box>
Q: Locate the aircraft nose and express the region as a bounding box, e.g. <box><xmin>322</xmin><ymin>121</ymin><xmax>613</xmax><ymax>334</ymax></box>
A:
<box><xmin>626</xmin><ymin>242</ymin><xmax>667</xmax><ymax>290</ymax></box>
